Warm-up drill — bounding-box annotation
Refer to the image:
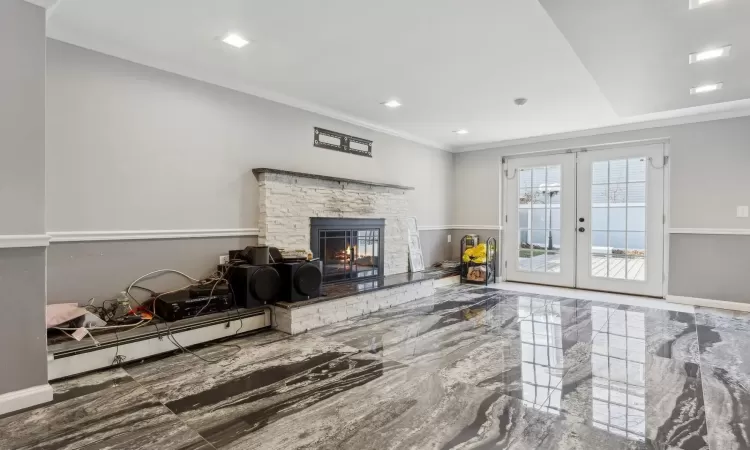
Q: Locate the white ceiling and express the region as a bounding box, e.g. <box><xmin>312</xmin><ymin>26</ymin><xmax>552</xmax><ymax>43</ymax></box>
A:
<box><xmin>44</xmin><ymin>0</ymin><xmax>750</xmax><ymax>151</ymax></box>
<box><xmin>540</xmin><ymin>0</ymin><xmax>750</xmax><ymax>116</ymax></box>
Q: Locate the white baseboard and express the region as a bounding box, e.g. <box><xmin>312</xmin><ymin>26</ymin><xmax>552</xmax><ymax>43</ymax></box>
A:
<box><xmin>48</xmin><ymin>311</ymin><xmax>269</xmax><ymax>381</ymax></box>
<box><xmin>666</xmin><ymin>295</ymin><xmax>750</xmax><ymax>312</ymax></box>
<box><xmin>0</xmin><ymin>384</ymin><xmax>53</xmax><ymax>416</ymax></box>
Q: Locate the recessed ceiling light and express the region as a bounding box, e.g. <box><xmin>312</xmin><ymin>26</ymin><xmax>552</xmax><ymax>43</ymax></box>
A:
<box><xmin>454</xmin><ymin>129</ymin><xmax>469</xmax><ymax>135</ymax></box>
<box><xmin>222</xmin><ymin>33</ymin><xmax>249</xmax><ymax>48</ymax></box>
<box><xmin>689</xmin><ymin>0</ymin><xmax>719</xmax><ymax>9</ymax></box>
<box><xmin>690</xmin><ymin>82</ymin><xmax>723</xmax><ymax>95</ymax></box>
<box><xmin>689</xmin><ymin>45</ymin><xmax>731</xmax><ymax>63</ymax></box>
<box><xmin>382</xmin><ymin>100</ymin><xmax>402</xmax><ymax>108</ymax></box>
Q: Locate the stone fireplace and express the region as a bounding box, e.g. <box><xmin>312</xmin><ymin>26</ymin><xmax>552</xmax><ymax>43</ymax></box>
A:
<box><xmin>253</xmin><ymin>169</ymin><xmax>412</xmax><ymax>276</ymax></box>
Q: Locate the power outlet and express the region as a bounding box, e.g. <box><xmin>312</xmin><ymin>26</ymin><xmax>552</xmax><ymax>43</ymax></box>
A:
<box><xmin>447</xmin><ymin>234</ymin><xmax>452</xmax><ymax>243</ymax></box>
<box><xmin>219</xmin><ymin>255</ymin><xmax>230</xmax><ymax>265</ymax></box>
<box><xmin>737</xmin><ymin>206</ymin><xmax>749</xmax><ymax>218</ymax></box>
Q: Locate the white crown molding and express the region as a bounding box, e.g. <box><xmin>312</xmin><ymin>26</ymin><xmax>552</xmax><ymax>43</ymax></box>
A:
<box><xmin>670</xmin><ymin>228</ymin><xmax>750</xmax><ymax>235</ymax></box>
<box><xmin>0</xmin><ymin>234</ymin><xmax>51</xmax><ymax>249</ymax></box>
<box><xmin>667</xmin><ymin>295</ymin><xmax>750</xmax><ymax>313</ymax></box>
<box><xmin>456</xmin><ymin>98</ymin><xmax>750</xmax><ymax>153</ymax></box>
<box><xmin>418</xmin><ymin>225</ymin><xmax>502</xmax><ymax>231</ymax></box>
<box><xmin>0</xmin><ymin>383</ymin><xmax>53</xmax><ymax>416</ymax></box>
<box><xmin>48</xmin><ymin>228</ymin><xmax>259</xmax><ymax>243</ymax></box>
<box><xmin>23</xmin><ymin>0</ymin><xmax>58</xmax><ymax>8</ymax></box>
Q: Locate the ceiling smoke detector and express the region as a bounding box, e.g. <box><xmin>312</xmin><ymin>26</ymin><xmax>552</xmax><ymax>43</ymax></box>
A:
<box><xmin>514</xmin><ymin>98</ymin><xmax>528</xmax><ymax>106</ymax></box>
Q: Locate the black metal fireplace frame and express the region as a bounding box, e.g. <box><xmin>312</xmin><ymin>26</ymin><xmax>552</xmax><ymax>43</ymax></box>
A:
<box><xmin>310</xmin><ymin>218</ymin><xmax>386</xmax><ymax>284</ymax></box>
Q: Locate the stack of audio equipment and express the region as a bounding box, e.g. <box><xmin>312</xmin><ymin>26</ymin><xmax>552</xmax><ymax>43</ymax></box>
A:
<box><xmin>154</xmin><ymin>285</ymin><xmax>233</xmax><ymax>322</ymax></box>
<box><xmin>224</xmin><ymin>245</ymin><xmax>323</xmax><ymax>305</ymax></box>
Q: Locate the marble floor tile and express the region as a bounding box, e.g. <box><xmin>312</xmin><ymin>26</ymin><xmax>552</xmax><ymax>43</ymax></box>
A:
<box><xmin>11</xmin><ymin>286</ymin><xmax>750</xmax><ymax>449</ymax></box>
<box><xmin>695</xmin><ymin>308</ymin><xmax>750</xmax><ymax>449</ymax></box>
<box><xmin>0</xmin><ymin>368</ymin><xmax>210</xmax><ymax>450</ymax></box>
<box><xmin>614</xmin><ymin>305</ymin><xmax>700</xmax><ymax>364</ymax></box>
<box><xmin>438</xmin><ymin>299</ymin><xmax>600</xmax><ymax>397</ymax></box>
<box><xmin>221</xmin><ymin>369</ymin><xmax>555</xmax><ymax>450</ymax></box>
<box><xmin>701</xmin><ymin>363</ymin><xmax>750</xmax><ymax>450</ymax></box>
<box><xmin>696</xmin><ymin>307</ymin><xmax>750</xmax><ymax>374</ymax></box>
<box><xmin>126</xmin><ymin>333</ymin><xmax>377</xmax><ymax>448</ymax></box>
<box><xmin>556</xmin><ymin>349</ymin><xmax>707</xmax><ymax>449</ymax></box>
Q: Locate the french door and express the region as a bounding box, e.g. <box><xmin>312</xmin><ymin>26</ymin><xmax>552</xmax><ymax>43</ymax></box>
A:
<box><xmin>504</xmin><ymin>143</ymin><xmax>665</xmax><ymax>297</ymax></box>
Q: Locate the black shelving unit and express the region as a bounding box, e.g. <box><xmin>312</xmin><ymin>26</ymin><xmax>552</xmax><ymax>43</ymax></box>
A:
<box><xmin>460</xmin><ymin>236</ymin><xmax>497</xmax><ymax>285</ymax></box>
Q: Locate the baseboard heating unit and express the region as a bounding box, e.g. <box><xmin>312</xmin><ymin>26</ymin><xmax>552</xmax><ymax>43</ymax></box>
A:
<box><xmin>48</xmin><ymin>308</ymin><xmax>271</xmax><ymax>380</ymax></box>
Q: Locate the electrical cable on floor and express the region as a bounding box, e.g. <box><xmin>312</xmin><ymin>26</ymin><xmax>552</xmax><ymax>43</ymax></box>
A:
<box><xmin>123</xmin><ymin>268</ymin><xmax>244</xmax><ymax>364</ymax></box>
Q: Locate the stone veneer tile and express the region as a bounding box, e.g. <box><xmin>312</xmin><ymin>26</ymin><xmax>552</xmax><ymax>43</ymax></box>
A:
<box><xmin>257</xmin><ymin>172</ymin><xmax>410</xmax><ymax>275</ymax></box>
<box><xmin>274</xmin><ymin>281</ymin><xmax>436</xmax><ymax>335</ymax></box>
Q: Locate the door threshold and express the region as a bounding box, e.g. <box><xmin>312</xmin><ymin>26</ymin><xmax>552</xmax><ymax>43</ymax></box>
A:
<box><xmin>488</xmin><ymin>281</ymin><xmax>693</xmax><ymax>313</ymax></box>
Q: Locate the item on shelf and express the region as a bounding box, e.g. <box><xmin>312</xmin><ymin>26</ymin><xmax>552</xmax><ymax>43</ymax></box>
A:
<box><xmin>462</xmin><ymin>242</ymin><xmax>488</xmax><ymax>264</ymax></box>
<box><xmin>466</xmin><ymin>265</ymin><xmax>487</xmax><ymax>282</ymax></box>
<box><xmin>46</xmin><ymin>303</ymin><xmax>87</xmax><ymax>328</ymax></box>
<box><xmin>188</xmin><ymin>284</ymin><xmax>230</xmax><ymax>298</ymax></box>
<box><xmin>154</xmin><ymin>290</ymin><xmax>233</xmax><ymax>322</ymax></box>
<box><xmin>274</xmin><ymin>260</ymin><xmax>323</xmax><ymax>302</ymax></box>
<box><xmin>269</xmin><ymin>247</ymin><xmax>284</xmax><ymax>263</ymax></box>
<box><xmin>230</xmin><ymin>246</ymin><xmax>272</xmax><ymax>265</ymax></box>
<box><xmin>406</xmin><ymin>217</ymin><xmax>425</xmax><ymax>272</ymax></box>
<box><xmin>225</xmin><ymin>264</ymin><xmax>281</xmax><ymax>308</ymax></box>
<box><xmin>279</xmin><ymin>248</ymin><xmax>313</xmax><ymax>261</ymax></box>
<box><xmin>463</xmin><ymin>234</ymin><xmax>480</xmax><ymax>249</ymax></box>
<box><xmin>460</xmin><ymin>236</ymin><xmax>498</xmax><ymax>286</ymax></box>
<box><xmin>434</xmin><ymin>260</ymin><xmax>461</xmax><ymax>269</ymax></box>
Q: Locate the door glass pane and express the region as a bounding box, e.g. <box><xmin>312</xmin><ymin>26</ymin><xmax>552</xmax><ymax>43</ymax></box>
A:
<box><xmin>590</xmin><ymin>159</ymin><xmax>648</xmax><ymax>280</ymax></box>
<box><xmin>517</xmin><ymin>164</ymin><xmax>562</xmax><ymax>273</ymax></box>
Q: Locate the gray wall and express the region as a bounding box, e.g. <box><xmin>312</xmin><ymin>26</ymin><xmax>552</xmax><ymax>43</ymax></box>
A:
<box><xmin>419</xmin><ymin>230</ymin><xmax>452</xmax><ymax>267</ymax></box>
<box><xmin>45</xmin><ymin>40</ymin><xmax>454</xmax><ymax>232</ymax></box>
<box><xmin>0</xmin><ymin>1</ymin><xmax>48</xmax><ymax>395</ymax></box>
<box><xmin>48</xmin><ymin>237</ymin><xmax>256</xmax><ymax>304</ymax></box>
<box><xmin>0</xmin><ymin>1</ymin><xmax>46</xmax><ymax>235</ymax></box>
<box><xmin>670</xmin><ymin>234</ymin><xmax>749</xmax><ymax>303</ymax></box>
<box><xmin>454</xmin><ymin>116</ymin><xmax>750</xmax><ymax>302</ymax></box>
<box><xmin>0</xmin><ymin>249</ymin><xmax>48</xmax><ymax>394</ymax></box>
<box><xmin>45</xmin><ymin>40</ymin><xmax>454</xmax><ymax>304</ymax></box>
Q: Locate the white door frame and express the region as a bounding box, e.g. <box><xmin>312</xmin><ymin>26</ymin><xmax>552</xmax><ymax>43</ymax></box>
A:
<box><xmin>501</xmin><ymin>138</ymin><xmax>670</xmax><ymax>298</ymax></box>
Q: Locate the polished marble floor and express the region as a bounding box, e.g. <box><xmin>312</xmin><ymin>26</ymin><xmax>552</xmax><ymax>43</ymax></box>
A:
<box><xmin>2</xmin><ymin>284</ymin><xmax>749</xmax><ymax>449</ymax></box>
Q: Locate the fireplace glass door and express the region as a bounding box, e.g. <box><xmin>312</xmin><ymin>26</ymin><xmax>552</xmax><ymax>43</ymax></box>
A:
<box><xmin>319</xmin><ymin>229</ymin><xmax>380</xmax><ymax>282</ymax></box>
<box><xmin>311</xmin><ymin>218</ymin><xmax>386</xmax><ymax>284</ymax></box>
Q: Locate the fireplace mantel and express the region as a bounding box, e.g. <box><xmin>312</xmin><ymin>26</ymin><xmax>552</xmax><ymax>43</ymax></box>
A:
<box><xmin>252</xmin><ymin>168</ymin><xmax>414</xmax><ymax>191</ymax></box>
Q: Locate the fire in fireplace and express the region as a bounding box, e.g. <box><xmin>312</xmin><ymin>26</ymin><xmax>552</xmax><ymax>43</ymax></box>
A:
<box><xmin>310</xmin><ymin>218</ymin><xmax>385</xmax><ymax>284</ymax></box>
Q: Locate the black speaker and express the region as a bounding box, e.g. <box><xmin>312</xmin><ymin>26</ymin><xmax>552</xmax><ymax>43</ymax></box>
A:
<box><xmin>274</xmin><ymin>261</ymin><xmax>323</xmax><ymax>302</ymax></box>
<box><xmin>226</xmin><ymin>264</ymin><xmax>281</xmax><ymax>308</ymax></box>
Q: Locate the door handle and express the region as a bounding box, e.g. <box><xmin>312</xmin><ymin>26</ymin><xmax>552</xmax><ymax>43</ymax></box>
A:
<box><xmin>578</xmin><ymin>227</ymin><xmax>586</xmax><ymax>232</ymax></box>
<box><xmin>579</xmin><ymin>218</ymin><xmax>585</xmax><ymax>223</ymax></box>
